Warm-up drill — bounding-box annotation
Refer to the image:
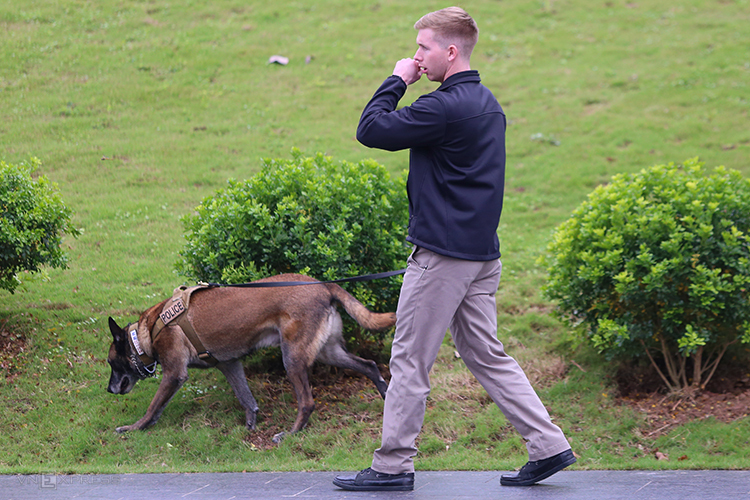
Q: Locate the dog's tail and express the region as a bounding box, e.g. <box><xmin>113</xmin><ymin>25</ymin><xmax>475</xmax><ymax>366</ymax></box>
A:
<box><xmin>327</xmin><ymin>284</ymin><xmax>397</xmax><ymax>331</ymax></box>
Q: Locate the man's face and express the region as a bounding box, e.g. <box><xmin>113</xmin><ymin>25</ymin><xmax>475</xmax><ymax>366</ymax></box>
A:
<box><xmin>414</xmin><ymin>28</ymin><xmax>451</xmax><ymax>83</ymax></box>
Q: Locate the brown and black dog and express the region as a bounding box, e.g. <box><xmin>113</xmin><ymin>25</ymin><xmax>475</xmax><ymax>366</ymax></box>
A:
<box><xmin>107</xmin><ymin>274</ymin><xmax>394</xmax><ymax>442</ymax></box>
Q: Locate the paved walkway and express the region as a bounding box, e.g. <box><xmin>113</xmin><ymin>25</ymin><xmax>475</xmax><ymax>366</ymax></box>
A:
<box><xmin>2</xmin><ymin>470</ymin><xmax>749</xmax><ymax>500</ymax></box>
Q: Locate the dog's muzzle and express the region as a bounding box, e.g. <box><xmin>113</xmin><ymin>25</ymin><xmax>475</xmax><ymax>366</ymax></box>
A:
<box><xmin>107</xmin><ymin>371</ymin><xmax>136</xmax><ymax>395</ymax></box>
<box><xmin>107</xmin><ymin>376</ymin><xmax>129</xmax><ymax>394</ymax></box>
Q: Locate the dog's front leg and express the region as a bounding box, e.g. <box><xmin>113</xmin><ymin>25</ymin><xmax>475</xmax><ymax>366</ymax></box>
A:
<box><xmin>217</xmin><ymin>359</ymin><xmax>259</xmax><ymax>430</ymax></box>
<box><xmin>116</xmin><ymin>371</ymin><xmax>188</xmax><ymax>433</ymax></box>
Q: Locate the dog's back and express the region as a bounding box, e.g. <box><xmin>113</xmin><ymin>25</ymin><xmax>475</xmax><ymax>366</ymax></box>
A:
<box><xmin>170</xmin><ymin>274</ymin><xmax>394</xmax><ymax>362</ymax></box>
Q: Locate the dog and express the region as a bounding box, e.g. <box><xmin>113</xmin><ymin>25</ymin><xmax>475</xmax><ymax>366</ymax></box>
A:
<box><xmin>106</xmin><ymin>274</ymin><xmax>394</xmax><ymax>442</ymax></box>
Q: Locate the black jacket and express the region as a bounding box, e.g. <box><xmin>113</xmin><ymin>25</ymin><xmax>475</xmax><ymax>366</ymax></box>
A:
<box><xmin>357</xmin><ymin>70</ymin><xmax>506</xmax><ymax>261</ymax></box>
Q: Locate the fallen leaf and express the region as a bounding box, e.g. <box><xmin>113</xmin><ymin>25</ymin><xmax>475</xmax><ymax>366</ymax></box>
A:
<box><xmin>678</xmin><ymin>455</ymin><xmax>688</xmax><ymax>461</ymax></box>
<box><xmin>655</xmin><ymin>451</ymin><xmax>669</xmax><ymax>461</ymax></box>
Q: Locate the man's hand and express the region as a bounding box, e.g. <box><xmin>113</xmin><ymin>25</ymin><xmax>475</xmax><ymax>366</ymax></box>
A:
<box><xmin>393</xmin><ymin>58</ymin><xmax>423</xmax><ymax>85</ymax></box>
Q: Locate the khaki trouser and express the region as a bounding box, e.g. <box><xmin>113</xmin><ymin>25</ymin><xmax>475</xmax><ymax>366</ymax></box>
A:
<box><xmin>372</xmin><ymin>247</ymin><xmax>571</xmax><ymax>474</ymax></box>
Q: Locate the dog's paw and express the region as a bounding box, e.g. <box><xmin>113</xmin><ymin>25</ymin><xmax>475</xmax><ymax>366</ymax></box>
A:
<box><xmin>271</xmin><ymin>431</ymin><xmax>287</xmax><ymax>444</ymax></box>
<box><xmin>245</xmin><ymin>409</ymin><xmax>258</xmax><ymax>431</ymax></box>
<box><xmin>115</xmin><ymin>425</ymin><xmax>133</xmax><ymax>434</ymax></box>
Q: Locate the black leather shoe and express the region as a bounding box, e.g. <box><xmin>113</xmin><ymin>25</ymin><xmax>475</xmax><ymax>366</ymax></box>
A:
<box><xmin>501</xmin><ymin>449</ymin><xmax>576</xmax><ymax>486</ymax></box>
<box><xmin>333</xmin><ymin>467</ymin><xmax>414</xmax><ymax>491</ymax></box>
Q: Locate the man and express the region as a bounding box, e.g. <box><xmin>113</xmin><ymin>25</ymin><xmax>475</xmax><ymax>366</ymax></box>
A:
<box><xmin>333</xmin><ymin>7</ymin><xmax>575</xmax><ymax>492</ymax></box>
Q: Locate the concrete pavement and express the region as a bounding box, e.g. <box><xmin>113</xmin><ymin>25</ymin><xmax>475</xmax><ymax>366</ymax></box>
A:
<box><xmin>2</xmin><ymin>470</ymin><xmax>749</xmax><ymax>500</ymax></box>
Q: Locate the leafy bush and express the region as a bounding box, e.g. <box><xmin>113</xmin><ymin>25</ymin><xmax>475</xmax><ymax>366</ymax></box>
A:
<box><xmin>177</xmin><ymin>150</ymin><xmax>408</xmax><ymax>353</ymax></box>
<box><xmin>541</xmin><ymin>158</ymin><xmax>750</xmax><ymax>392</ymax></box>
<box><xmin>0</xmin><ymin>158</ymin><xmax>79</xmax><ymax>293</ymax></box>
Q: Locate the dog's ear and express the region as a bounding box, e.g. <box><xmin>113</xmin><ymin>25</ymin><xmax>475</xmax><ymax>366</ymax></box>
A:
<box><xmin>108</xmin><ymin>317</ymin><xmax>126</xmax><ymax>343</ymax></box>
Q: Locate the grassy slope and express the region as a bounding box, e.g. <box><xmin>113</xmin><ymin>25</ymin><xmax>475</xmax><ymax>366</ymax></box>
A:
<box><xmin>1</xmin><ymin>0</ymin><xmax>749</xmax><ymax>473</ymax></box>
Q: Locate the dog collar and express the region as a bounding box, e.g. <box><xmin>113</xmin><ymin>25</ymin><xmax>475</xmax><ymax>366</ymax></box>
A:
<box><xmin>126</xmin><ymin>324</ymin><xmax>157</xmax><ymax>378</ymax></box>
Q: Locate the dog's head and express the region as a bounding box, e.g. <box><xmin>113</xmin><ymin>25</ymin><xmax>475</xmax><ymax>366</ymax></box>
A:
<box><xmin>106</xmin><ymin>317</ymin><xmax>142</xmax><ymax>395</ymax></box>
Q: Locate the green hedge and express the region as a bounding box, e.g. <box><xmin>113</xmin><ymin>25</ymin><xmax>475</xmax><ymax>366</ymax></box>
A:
<box><xmin>176</xmin><ymin>150</ymin><xmax>408</xmax><ymax>353</ymax></box>
<box><xmin>0</xmin><ymin>158</ymin><xmax>79</xmax><ymax>293</ymax></box>
<box><xmin>542</xmin><ymin>158</ymin><xmax>750</xmax><ymax>392</ymax></box>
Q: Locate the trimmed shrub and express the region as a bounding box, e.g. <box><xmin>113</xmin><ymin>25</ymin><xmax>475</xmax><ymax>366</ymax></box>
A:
<box><xmin>0</xmin><ymin>158</ymin><xmax>79</xmax><ymax>293</ymax></box>
<box><xmin>176</xmin><ymin>150</ymin><xmax>408</xmax><ymax>354</ymax></box>
<box><xmin>541</xmin><ymin>158</ymin><xmax>750</xmax><ymax>392</ymax></box>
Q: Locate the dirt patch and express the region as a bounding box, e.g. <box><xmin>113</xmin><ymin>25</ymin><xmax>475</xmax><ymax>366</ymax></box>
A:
<box><xmin>0</xmin><ymin>319</ymin><xmax>28</xmax><ymax>381</ymax></box>
<box><xmin>614</xmin><ymin>359</ymin><xmax>750</xmax><ymax>437</ymax></box>
<box><xmin>501</xmin><ymin>304</ymin><xmax>555</xmax><ymax>316</ymax></box>
<box><xmin>619</xmin><ymin>390</ymin><xmax>750</xmax><ymax>438</ymax></box>
<box><xmin>242</xmin><ymin>365</ymin><xmax>388</xmax><ymax>450</ymax></box>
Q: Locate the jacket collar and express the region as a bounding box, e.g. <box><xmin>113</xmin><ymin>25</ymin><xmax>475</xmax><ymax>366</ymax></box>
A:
<box><xmin>437</xmin><ymin>70</ymin><xmax>481</xmax><ymax>91</ymax></box>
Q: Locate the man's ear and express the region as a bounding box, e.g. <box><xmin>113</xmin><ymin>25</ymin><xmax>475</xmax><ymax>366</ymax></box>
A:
<box><xmin>447</xmin><ymin>44</ymin><xmax>459</xmax><ymax>62</ymax></box>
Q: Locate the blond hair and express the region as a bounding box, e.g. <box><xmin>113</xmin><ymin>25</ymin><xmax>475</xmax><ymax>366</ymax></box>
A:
<box><xmin>414</xmin><ymin>7</ymin><xmax>479</xmax><ymax>57</ymax></box>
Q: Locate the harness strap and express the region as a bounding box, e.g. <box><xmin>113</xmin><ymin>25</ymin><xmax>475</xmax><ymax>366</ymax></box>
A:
<box><xmin>151</xmin><ymin>285</ymin><xmax>219</xmax><ymax>367</ymax></box>
<box><xmin>174</xmin><ymin>310</ymin><xmax>218</xmax><ymax>366</ymax></box>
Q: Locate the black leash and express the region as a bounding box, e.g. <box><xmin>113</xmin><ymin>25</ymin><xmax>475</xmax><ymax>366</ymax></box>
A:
<box><xmin>207</xmin><ymin>268</ymin><xmax>406</xmax><ymax>288</ymax></box>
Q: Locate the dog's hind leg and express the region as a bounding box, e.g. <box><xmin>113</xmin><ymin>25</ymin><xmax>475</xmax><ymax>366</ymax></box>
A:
<box><xmin>273</xmin><ymin>341</ymin><xmax>316</xmax><ymax>444</ymax></box>
<box><xmin>274</xmin><ymin>365</ymin><xmax>315</xmax><ymax>443</ymax></box>
<box><xmin>316</xmin><ymin>313</ymin><xmax>388</xmax><ymax>399</ymax></box>
<box><xmin>317</xmin><ymin>340</ymin><xmax>388</xmax><ymax>398</ymax></box>
<box><xmin>217</xmin><ymin>359</ymin><xmax>259</xmax><ymax>431</ymax></box>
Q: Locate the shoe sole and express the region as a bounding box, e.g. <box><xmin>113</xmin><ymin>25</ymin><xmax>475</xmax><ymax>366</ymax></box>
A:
<box><xmin>500</xmin><ymin>455</ymin><xmax>577</xmax><ymax>487</ymax></box>
<box><xmin>332</xmin><ymin>479</ymin><xmax>413</xmax><ymax>491</ymax></box>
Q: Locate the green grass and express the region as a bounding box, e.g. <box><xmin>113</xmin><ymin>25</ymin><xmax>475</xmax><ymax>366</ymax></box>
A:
<box><xmin>2</xmin><ymin>0</ymin><xmax>750</xmax><ymax>474</ymax></box>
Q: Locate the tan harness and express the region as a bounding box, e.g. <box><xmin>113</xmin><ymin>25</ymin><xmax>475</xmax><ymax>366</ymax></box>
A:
<box><xmin>129</xmin><ymin>285</ymin><xmax>219</xmax><ymax>373</ymax></box>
